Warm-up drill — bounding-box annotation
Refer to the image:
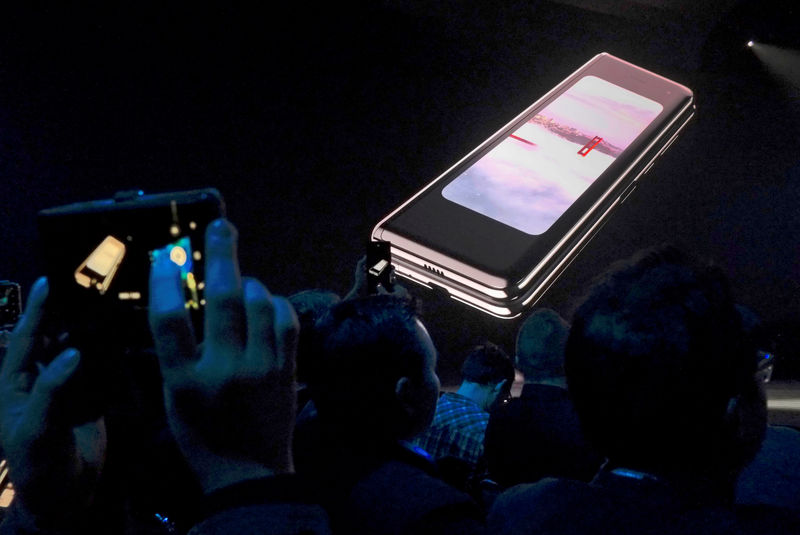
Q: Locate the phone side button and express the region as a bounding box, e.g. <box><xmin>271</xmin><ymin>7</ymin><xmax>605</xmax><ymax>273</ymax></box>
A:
<box><xmin>619</xmin><ymin>182</ymin><xmax>638</xmax><ymax>204</ymax></box>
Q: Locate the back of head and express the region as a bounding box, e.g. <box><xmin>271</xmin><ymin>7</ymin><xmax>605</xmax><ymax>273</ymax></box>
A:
<box><xmin>289</xmin><ymin>289</ymin><xmax>341</xmax><ymax>384</ymax></box>
<box><xmin>565</xmin><ymin>245</ymin><xmax>765</xmax><ymax>478</ymax></box>
<box><xmin>461</xmin><ymin>342</ymin><xmax>515</xmax><ymax>388</ymax></box>
<box><xmin>289</xmin><ymin>289</ymin><xmax>341</xmax><ymax>323</ymax></box>
<box><xmin>309</xmin><ymin>295</ymin><xmax>437</xmax><ymax>444</ymax></box>
<box><xmin>515</xmin><ymin>308</ymin><xmax>570</xmax><ymax>382</ymax></box>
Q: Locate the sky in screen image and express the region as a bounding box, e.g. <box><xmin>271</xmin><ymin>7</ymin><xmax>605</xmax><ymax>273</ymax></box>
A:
<box><xmin>442</xmin><ymin>76</ymin><xmax>663</xmax><ymax>235</ymax></box>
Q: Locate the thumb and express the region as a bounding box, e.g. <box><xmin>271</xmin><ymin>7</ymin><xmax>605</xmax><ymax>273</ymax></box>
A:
<box><xmin>26</xmin><ymin>349</ymin><xmax>81</xmax><ymax>427</ymax></box>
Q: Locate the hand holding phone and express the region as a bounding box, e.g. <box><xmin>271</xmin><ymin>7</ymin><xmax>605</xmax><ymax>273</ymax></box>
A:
<box><xmin>0</xmin><ymin>278</ymin><xmax>106</xmax><ymax>528</ymax></box>
<box><xmin>345</xmin><ymin>243</ymin><xmax>406</xmax><ymax>301</ymax></box>
<box><xmin>367</xmin><ymin>241</ymin><xmax>394</xmax><ymax>294</ymax></box>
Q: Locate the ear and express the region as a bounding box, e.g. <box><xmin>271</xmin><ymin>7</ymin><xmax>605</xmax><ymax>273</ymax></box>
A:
<box><xmin>723</xmin><ymin>390</ymin><xmax>766</xmax><ymax>442</ymax></box>
<box><xmin>395</xmin><ymin>376</ymin><xmax>413</xmax><ymax>412</ymax></box>
<box><xmin>725</xmin><ymin>384</ymin><xmax>768</xmax><ymax>435</ymax></box>
<box><xmin>494</xmin><ymin>379</ymin><xmax>509</xmax><ymax>394</ymax></box>
<box><xmin>723</xmin><ymin>395</ymin><xmax>740</xmax><ymax>432</ymax></box>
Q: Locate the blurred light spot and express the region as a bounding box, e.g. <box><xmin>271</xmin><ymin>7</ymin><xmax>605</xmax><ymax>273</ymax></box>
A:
<box><xmin>170</xmin><ymin>246</ymin><xmax>188</xmax><ymax>266</ymax></box>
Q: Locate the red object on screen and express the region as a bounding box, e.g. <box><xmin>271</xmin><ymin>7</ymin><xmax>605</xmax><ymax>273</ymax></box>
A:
<box><xmin>578</xmin><ymin>136</ymin><xmax>603</xmax><ymax>156</ymax></box>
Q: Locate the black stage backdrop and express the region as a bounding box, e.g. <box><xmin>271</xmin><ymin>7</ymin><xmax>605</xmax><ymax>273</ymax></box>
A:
<box><xmin>1</xmin><ymin>2</ymin><xmax>799</xmax><ymax>384</ymax></box>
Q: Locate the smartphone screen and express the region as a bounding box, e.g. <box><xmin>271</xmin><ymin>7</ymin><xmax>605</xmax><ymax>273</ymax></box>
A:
<box><xmin>70</xmin><ymin>233</ymin><xmax>203</xmax><ymax>309</ymax></box>
<box><xmin>0</xmin><ymin>282</ymin><xmax>21</xmax><ymax>328</ymax></box>
<box><xmin>38</xmin><ymin>189</ymin><xmax>224</xmax><ymax>349</ymax></box>
<box><xmin>442</xmin><ymin>76</ymin><xmax>663</xmax><ymax>235</ymax></box>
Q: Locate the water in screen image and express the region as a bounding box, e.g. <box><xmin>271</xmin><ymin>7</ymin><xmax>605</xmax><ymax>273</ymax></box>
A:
<box><xmin>442</xmin><ymin>76</ymin><xmax>663</xmax><ymax>235</ymax></box>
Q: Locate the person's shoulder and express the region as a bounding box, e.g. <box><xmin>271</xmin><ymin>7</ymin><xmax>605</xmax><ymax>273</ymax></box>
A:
<box><xmin>439</xmin><ymin>391</ymin><xmax>476</xmax><ymax>409</ymax></box>
<box><xmin>348</xmin><ymin>458</ymin><xmax>484</xmax><ymax>534</ymax></box>
<box><xmin>762</xmin><ymin>424</ymin><xmax>800</xmax><ymax>449</ymax></box>
<box><xmin>492</xmin><ymin>477</ymin><xmax>590</xmax><ymax>507</ymax></box>
<box><xmin>438</xmin><ymin>393</ymin><xmax>489</xmax><ymax>424</ymax></box>
<box><xmin>188</xmin><ymin>503</ymin><xmax>332</xmax><ymax>535</ymax></box>
<box><xmin>736</xmin><ymin>424</ymin><xmax>800</xmax><ymax>510</ymax></box>
<box><xmin>187</xmin><ymin>475</ymin><xmax>331</xmax><ymax>534</ymax></box>
<box><xmin>357</xmin><ymin>458</ymin><xmax>475</xmax><ymax>505</ymax></box>
<box><xmin>735</xmin><ymin>503</ymin><xmax>800</xmax><ymax>534</ymax></box>
<box><xmin>488</xmin><ymin>478</ymin><xmax>594</xmax><ymax>532</ymax></box>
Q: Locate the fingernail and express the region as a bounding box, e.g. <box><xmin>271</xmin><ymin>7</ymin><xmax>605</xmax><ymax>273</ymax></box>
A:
<box><xmin>27</xmin><ymin>277</ymin><xmax>49</xmax><ymax>306</ymax></box>
<box><xmin>273</xmin><ymin>296</ymin><xmax>298</xmax><ymax>326</ymax></box>
<box><xmin>53</xmin><ymin>348</ymin><xmax>80</xmax><ymax>374</ymax></box>
<box><xmin>244</xmin><ymin>278</ymin><xmax>269</xmax><ymax>301</ymax></box>
<box><xmin>153</xmin><ymin>247</ymin><xmax>177</xmax><ymax>270</ymax></box>
<box><xmin>32</xmin><ymin>277</ymin><xmax>48</xmax><ymax>294</ymax></box>
<box><xmin>209</xmin><ymin>218</ymin><xmax>234</xmax><ymax>237</ymax></box>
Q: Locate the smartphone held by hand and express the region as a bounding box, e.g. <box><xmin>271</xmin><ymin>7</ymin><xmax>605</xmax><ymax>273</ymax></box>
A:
<box><xmin>37</xmin><ymin>188</ymin><xmax>225</xmax><ymax>353</ymax></box>
<box><xmin>373</xmin><ymin>53</ymin><xmax>695</xmax><ymax>318</ymax></box>
<box><xmin>367</xmin><ymin>240</ymin><xmax>394</xmax><ymax>294</ymax></box>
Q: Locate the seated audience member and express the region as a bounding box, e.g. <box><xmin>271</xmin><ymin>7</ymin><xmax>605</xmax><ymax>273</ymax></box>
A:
<box><xmin>483</xmin><ymin>308</ymin><xmax>602</xmax><ymax>489</ymax></box>
<box><xmin>737</xmin><ymin>424</ymin><xmax>800</xmax><ymax>511</ymax></box>
<box><xmin>413</xmin><ymin>343</ymin><xmax>514</xmax><ymax>484</ymax></box>
<box><xmin>300</xmin><ymin>295</ymin><xmax>487</xmax><ymax>534</ymax></box>
<box><xmin>292</xmin><ymin>255</ymin><xmax>409</xmax><ymax>466</ymax></box>
<box><xmin>488</xmin><ymin>245</ymin><xmax>800</xmax><ymax>535</ymax></box>
<box><xmin>0</xmin><ymin>219</ymin><xmax>331</xmax><ymax>534</ymax></box>
<box><xmin>734</xmin><ymin>305</ymin><xmax>800</xmax><ymax>512</ymax></box>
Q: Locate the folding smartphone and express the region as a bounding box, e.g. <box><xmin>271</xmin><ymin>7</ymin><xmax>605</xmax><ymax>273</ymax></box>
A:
<box><xmin>372</xmin><ymin>53</ymin><xmax>695</xmax><ymax>318</ymax></box>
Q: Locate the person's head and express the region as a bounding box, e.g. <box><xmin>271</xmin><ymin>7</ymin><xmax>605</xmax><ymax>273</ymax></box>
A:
<box><xmin>515</xmin><ymin>308</ymin><xmax>570</xmax><ymax>386</ymax></box>
<box><xmin>309</xmin><ymin>295</ymin><xmax>440</xmax><ymax>445</ymax></box>
<box><xmin>288</xmin><ymin>289</ymin><xmax>341</xmax><ymax>384</ymax></box>
<box><xmin>459</xmin><ymin>342</ymin><xmax>515</xmax><ymax>411</ymax></box>
<box><xmin>565</xmin><ymin>245</ymin><xmax>766</xmax><ymax>483</ymax></box>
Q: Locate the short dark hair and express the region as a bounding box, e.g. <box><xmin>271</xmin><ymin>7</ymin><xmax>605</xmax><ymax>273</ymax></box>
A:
<box><xmin>461</xmin><ymin>342</ymin><xmax>515</xmax><ymax>387</ymax></box>
<box><xmin>288</xmin><ymin>289</ymin><xmax>341</xmax><ymax>383</ymax></box>
<box><xmin>565</xmin><ymin>245</ymin><xmax>761</xmax><ymax>474</ymax></box>
<box><xmin>515</xmin><ymin>308</ymin><xmax>569</xmax><ymax>381</ymax></box>
<box><xmin>308</xmin><ymin>295</ymin><xmax>429</xmax><ymax>439</ymax></box>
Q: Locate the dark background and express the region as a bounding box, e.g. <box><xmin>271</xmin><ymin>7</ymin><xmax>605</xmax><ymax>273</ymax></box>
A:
<box><xmin>1</xmin><ymin>1</ymin><xmax>798</xmax><ymax>385</ymax></box>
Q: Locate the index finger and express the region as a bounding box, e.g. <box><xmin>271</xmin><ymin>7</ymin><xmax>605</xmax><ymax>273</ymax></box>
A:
<box><xmin>1</xmin><ymin>277</ymin><xmax>49</xmax><ymax>379</ymax></box>
<box><xmin>149</xmin><ymin>249</ymin><xmax>197</xmax><ymax>371</ymax></box>
<box><xmin>203</xmin><ymin>218</ymin><xmax>246</xmax><ymax>356</ymax></box>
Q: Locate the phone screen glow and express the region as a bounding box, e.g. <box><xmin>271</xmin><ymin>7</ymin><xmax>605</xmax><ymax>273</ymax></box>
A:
<box><xmin>442</xmin><ymin>76</ymin><xmax>663</xmax><ymax>235</ymax></box>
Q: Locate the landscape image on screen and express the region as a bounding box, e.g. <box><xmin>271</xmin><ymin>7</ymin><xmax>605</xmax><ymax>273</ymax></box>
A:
<box><xmin>442</xmin><ymin>75</ymin><xmax>663</xmax><ymax>235</ymax></box>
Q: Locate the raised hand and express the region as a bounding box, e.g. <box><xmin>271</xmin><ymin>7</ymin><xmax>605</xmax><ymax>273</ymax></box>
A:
<box><xmin>148</xmin><ymin>219</ymin><xmax>298</xmax><ymax>494</ymax></box>
<box><xmin>0</xmin><ymin>278</ymin><xmax>106</xmax><ymax>528</ymax></box>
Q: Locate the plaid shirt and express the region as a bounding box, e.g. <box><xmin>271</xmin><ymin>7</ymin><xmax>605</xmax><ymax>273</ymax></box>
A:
<box><xmin>412</xmin><ymin>392</ymin><xmax>489</xmax><ymax>468</ymax></box>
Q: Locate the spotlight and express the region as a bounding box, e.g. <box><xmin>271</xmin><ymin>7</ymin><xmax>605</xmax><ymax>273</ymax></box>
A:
<box><xmin>747</xmin><ymin>40</ymin><xmax>754</xmax><ymax>48</ymax></box>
